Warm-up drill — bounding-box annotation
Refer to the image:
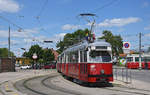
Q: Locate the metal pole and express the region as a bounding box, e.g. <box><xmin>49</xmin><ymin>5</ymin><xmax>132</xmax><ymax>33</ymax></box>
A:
<box><xmin>130</xmin><ymin>69</ymin><xmax>132</xmax><ymax>83</ymax></box>
<box><xmin>139</xmin><ymin>32</ymin><xmax>142</xmax><ymax>69</ymax></box>
<box><xmin>122</xmin><ymin>68</ymin><xmax>123</xmax><ymax>81</ymax></box>
<box><xmin>8</xmin><ymin>26</ymin><xmax>10</xmax><ymax>57</ymax></box>
<box><xmin>126</xmin><ymin>68</ymin><xmax>128</xmax><ymax>83</ymax></box>
<box><xmin>115</xmin><ymin>68</ymin><xmax>117</xmax><ymax>80</ymax></box>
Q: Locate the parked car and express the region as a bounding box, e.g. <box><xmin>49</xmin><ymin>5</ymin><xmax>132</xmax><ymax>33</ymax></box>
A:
<box><xmin>44</xmin><ymin>64</ymin><xmax>56</xmax><ymax>69</ymax></box>
<box><xmin>21</xmin><ymin>65</ymin><xmax>31</xmax><ymax>69</ymax></box>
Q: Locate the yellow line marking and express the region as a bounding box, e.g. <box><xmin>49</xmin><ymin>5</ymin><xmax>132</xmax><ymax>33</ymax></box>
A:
<box><xmin>12</xmin><ymin>93</ymin><xmax>19</xmax><ymax>95</ymax></box>
<box><xmin>5</xmin><ymin>83</ymin><xmax>12</xmax><ymax>92</ymax></box>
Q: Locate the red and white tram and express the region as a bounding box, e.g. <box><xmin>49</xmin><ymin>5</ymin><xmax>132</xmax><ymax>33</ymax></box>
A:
<box><xmin>127</xmin><ymin>54</ymin><xmax>150</xmax><ymax>69</ymax></box>
<box><xmin>57</xmin><ymin>40</ymin><xmax>113</xmax><ymax>85</ymax></box>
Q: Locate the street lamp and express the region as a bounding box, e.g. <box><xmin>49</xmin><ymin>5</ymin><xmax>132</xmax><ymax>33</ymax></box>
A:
<box><xmin>21</xmin><ymin>48</ymin><xmax>26</xmax><ymax>51</ymax></box>
<box><xmin>43</xmin><ymin>40</ymin><xmax>53</xmax><ymax>43</ymax></box>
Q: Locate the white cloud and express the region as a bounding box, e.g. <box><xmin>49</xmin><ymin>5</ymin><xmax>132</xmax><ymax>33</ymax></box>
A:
<box><xmin>0</xmin><ymin>0</ymin><xmax>20</xmax><ymax>13</ymax></box>
<box><xmin>0</xmin><ymin>40</ymin><xmax>20</xmax><ymax>46</ymax></box>
<box><xmin>144</xmin><ymin>25</ymin><xmax>150</xmax><ymax>30</ymax></box>
<box><xmin>144</xmin><ymin>33</ymin><xmax>150</xmax><ymax>37</ymax></box>
<box><xmin>55</xmin><ymin>33</ymin><xmax>66</xmax><ymax>38</ymax></box>
<box><xmin>0</xmin><ymin>30</ymin><xmax>8</xmax><ymax>38</ymax></box>
<box><xmin>22</xmin><ymin>33</ymin><xmax>66</xmax><ymax>50</ymax></box>
<box><xmin>97</xmin><ymin>17</ymin><xmax>140</xmax><ymax>27</ymax></box>
<box><xmin>54</xmin><ymin>33</ymin><xmax>66</xmax><ymax>41</ymax></box>
<box><xmin>142</xmin><ymin>2</ymin><xmax>149</xmax><ymax>8</ymax></box>
<box><xmin>44</xmin><ymin>33</ymin><xmax>66</xmax><ymax>43</ymax></box>
<box><xmin>117</xmin><ymin>28</ymin><xmax>125</xmax><ymax>32</ymax></box>
<box><xmin>0</xmin><ymin>28</ymin><xmax>39</xmax><ymax>38</ymax></box>
<box><xmin>62</xmin><ymin>24</ymin><xmax>81</xmax><ymax>30</ymax></box>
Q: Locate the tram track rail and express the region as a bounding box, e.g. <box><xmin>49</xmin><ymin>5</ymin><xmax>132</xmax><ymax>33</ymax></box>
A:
<box><xmin>60</xmin><ymin>75</ymin><xmax>150</xmax><ymax>95</ymax></box>
<box><xmin>19</xmin><ymin>74</ymin><xmax>82</xmax><ymax>95</ymax></box>
<box><xmin>15</xmin><ymin>73</ymin><xmax>150</xmax><ymax>95</ymax></box>
<box><xmin>41</xmin><ymin>76</ymin><xmax>82</xmax><ymax>95</ymax></box>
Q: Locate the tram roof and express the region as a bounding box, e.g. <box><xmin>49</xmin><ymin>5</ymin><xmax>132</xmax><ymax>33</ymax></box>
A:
<box><xmin>63</xmin><ymin>40</ymin><xmax>111</xmax><ymax>53</ymax></box>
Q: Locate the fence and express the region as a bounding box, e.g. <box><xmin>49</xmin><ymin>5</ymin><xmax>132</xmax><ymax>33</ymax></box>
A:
<box><xmin>113</xmin><ymin>67</ymin><xmax>132</xmax><ymax>83</ymax></box>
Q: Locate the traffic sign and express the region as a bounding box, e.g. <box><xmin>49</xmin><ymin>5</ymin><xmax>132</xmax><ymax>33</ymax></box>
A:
<box><xmin>32</xmin><ymin>53</ymin><xmax>37</xmax><ymax>59</ymax></box>
<box><xmin>123</xmin><ymin>42</ymin><xmax>130</xmax><ymax>49</ymax></box>
<box><xmin>119</xmin><ymin>58</ymin><xmax>127</xmax><ymax>65</ymax></box>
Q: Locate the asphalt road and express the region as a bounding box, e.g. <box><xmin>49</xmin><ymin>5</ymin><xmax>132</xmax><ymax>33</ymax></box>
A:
<box><xmin>15</xmin><ymin>72</ymin><xmax>150</xmax><ymax>95</ymax></box>
<box><xmin>15</xmin><ymin>74</ymin><xmax>83</xmax><ymax>95</ymax></box>
<box><xmin>131</xmin><ymin>69</ymin><xmax>150</xmax><ymax>83</ymax></box>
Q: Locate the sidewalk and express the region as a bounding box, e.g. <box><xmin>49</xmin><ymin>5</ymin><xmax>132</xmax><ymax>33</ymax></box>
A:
<box><xmin>113</xmin><ymin>65</ymin><xmax>150</xmax><ymax>90</ymax></box>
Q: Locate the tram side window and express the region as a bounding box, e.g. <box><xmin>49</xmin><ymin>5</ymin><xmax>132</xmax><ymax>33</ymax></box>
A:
<box><xmin>135</xmin><ymin>57</ymin><xmax>139</xmax><ymax>62</ymax></box>
<box><xmin>127</xmin><ymin>57</ymin><xmax>133</xmax><ymax>62</ymax></box>
<box><xmin>72</xmin><ymin>51</ymin><xmax>78</xmax><ymax>63</ymax></box>
<box><xmin>84</xmin><ymin>50</ymin><xmax>87</xmax><ymax>62</ymax></box>
<box><xmin>62</xmin><ymin>54</ymin><xmax>64</xmax><ymax>63</ymax></box>
<box><xmin>143</xmin><ymin>57</ymin><xmax>150</xmax><ymax>62</ymax></box>
<box><xmin>80</xmin><ymin>51</ymin><xmax>83</xmax><ymax>62</ymax></box>
<box><xmin>68</xmin><ymin>51</ymin><xmax>78</xmax><ymax>63</ymax></box>
<box><xmin>65</xmin><ymin>55</ymin><xmax>68</xmax><ymax>63</ymax></box>
<box><xmin>64</xmin><ymin>54</ymin><xmax>66</xmax><ymax>63</ymax></box>
<box><xmin>68</xmin><ymin>53</ymin><xmax>71</xmax><ymax>63</ymax></box>
<box><xmin>58</xmin><ymin>57</ymin><xmax>60</xmax><ymax>63</ymax></box>
<box><xmin>60</xmin><ymin>56</ymin><xmax>63</xmax><ymax>63</ymax></box>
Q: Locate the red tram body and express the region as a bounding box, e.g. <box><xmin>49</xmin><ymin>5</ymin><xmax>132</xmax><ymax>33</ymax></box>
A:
<box><xmin>57</xmin><ymin>40</ymin><xmax>113</xmax><ymax>84</ymax></box>
<box><xmin>126</xmin><ymin>54</ymin><xmax>150</xmax><ymax>69</ymax></box>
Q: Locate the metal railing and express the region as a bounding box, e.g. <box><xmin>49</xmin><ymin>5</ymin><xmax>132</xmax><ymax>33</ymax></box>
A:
<box><xmin>113</xmin><ymin>67</ymin><xmax>132</xmax><ymax>83</ymax></box>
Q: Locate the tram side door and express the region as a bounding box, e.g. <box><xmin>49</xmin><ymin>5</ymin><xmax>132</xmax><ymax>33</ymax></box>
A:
<box><xmin>79</xmin><ymin>50</ymin><xmax>88</xmax><ymax>81</ymax></box>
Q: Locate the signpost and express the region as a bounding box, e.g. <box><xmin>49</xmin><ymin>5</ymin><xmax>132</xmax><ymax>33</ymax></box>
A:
<box><xmin>32</xmin><ymin>53</ymin><xmax>37</xmax><ymax>69</ymax></box>
<box><xmin>32</xmin><ymin>53</ymin><xmax>37</xmax><ymax>60</ymax></box>
<box><xmin>123</xmin><ymin>42</ymin><xmax>130</xmax><ymax>54</ymax></box>
<box><xmin>122</xmin><ymin>42</ymin><xmax>131</xmax><ymax>66</ymax></box>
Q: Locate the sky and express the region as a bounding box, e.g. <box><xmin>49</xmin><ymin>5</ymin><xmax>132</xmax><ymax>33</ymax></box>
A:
<box><xmin>0</xmin><ymin>0</ymin><xmax>150</xmax><ymax>57</ymax></box>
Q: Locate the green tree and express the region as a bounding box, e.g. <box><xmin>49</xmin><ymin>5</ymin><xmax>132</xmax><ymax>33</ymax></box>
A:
<box><xmin>0</xmin><ymin>48</ymin><xmax>14</xmax><ymax>57</ymax></box>
<box><xmin>22</xmin><ymin>52</ymin><xmax>28</xmax><ymax>57</ymax></box>
<box><xmin>57</xmin><ymin>29</ymin><xmax>90</xmax><ymax>53</ymax></box>
<box><xmin>43</xmin><ymin>49</ymin><xmax>54</xmax><ymax>63</ymax></box>
<box><xmin>22</xmin><ymin>45</ymin><xmax>55</xmax><ymax>64</ymax></box>
<box><xmin>26</xmin><ymin>44</ymin><xmax>43</xmax><ymax>62</ymax></box>
<box><xmin>99</xmin><ymin>30</ymin><xmax>123</xmax><ymax>56</ymax></box>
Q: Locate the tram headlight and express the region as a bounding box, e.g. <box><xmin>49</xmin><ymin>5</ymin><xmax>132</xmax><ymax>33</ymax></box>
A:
<box><xmin>107</xmin><ymin>47</ymin><xmax>111</xmax><ymax>51</ymax></box>
<box><xmin>91</xmin><ymin>46</ymin><xmax>95</xmax><ymax>50</ymax></box>
<box><xmin>90</xmin><ymin>65</ymin><xmax>95</xmax><ymax>68</ymax></box>
<box><xmin>100</xmin><ymin>69</ymin><xmax>104</xmax><ymax>74</ymax></box>
<box><xmin>90</xmin><ymin>65</ymin><xmax>96</xmax><ymax>71</ymax></box>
